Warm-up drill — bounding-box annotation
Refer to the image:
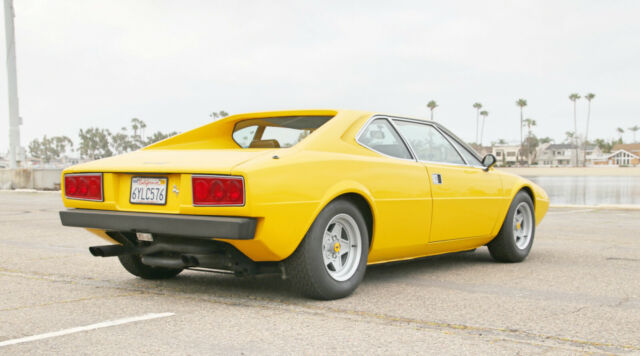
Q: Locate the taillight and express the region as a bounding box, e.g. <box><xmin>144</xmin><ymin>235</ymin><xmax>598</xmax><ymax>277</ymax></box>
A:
<box><xmin>64</xmin><ymin>173</ymin><xmax>103</xmax><ymax>201</ymax></box>
<box><xmin>192</xmin><ymin>175</ymin><xmax>244</xmax><ymax>206</ymax></box>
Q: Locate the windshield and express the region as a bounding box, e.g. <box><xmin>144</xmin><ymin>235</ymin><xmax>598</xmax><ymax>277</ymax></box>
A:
<box><xmin>232</xmin><ymin>116</ymin><xmax>333</xmax><ymax>148</ymax></box>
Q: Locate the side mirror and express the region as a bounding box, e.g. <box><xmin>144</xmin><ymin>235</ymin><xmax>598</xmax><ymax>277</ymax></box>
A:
<box><xmin>482</xmin><ymin>153</ymin><xmax>497</xmax><ymax>171</ymax></box>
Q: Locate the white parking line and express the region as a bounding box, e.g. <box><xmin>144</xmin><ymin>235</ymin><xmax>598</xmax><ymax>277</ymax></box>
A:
<box><xmin>0</xmin><ymin>312</ymin><xmax>174</xmax><ymax>347</ymax></box>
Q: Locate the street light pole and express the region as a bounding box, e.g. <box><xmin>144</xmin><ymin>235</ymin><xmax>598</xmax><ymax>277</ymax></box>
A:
<box><xmin>4</xmin><ymin>0</ymin><xmax>21</xmax><ymax>168</ymax></box>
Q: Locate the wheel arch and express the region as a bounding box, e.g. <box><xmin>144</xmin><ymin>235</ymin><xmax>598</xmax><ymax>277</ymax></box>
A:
<box><xmin>312</xmin><ymin>181</ymin><xmax>377</xmax><ymax>251</ymax></box>
<box><xmin>518</xmin><ymin>185</ymin><xmax>535</xmax><ymax>209</ymax></box>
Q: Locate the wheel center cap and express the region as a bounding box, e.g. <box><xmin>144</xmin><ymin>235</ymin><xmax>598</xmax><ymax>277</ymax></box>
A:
<box><xmin>333</xmin><ymin>242</ymin><xmax>341</xmax><ymax>253</ymax></box>
<box><xmin>516</xmin><ymin>222</ymin><xmax>521</xmax><ymax>230</ymax></box>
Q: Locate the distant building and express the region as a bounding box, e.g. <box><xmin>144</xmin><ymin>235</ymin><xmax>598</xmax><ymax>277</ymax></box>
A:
<box><xmin>492</xmin><ymin>144</ymin><xmax>520</xmax><ymax>166</ymax></box>
<box><xmin>536</xmin><ymin>143</ymin><xmax>578</xmax><ymax>166</ymax></box>
<box><xmin>612</xmin><ymin>144</ymin><xmax>640</xmax><ymax>157</ymax></box>
<box><xmin>591</xmin><ymin>149</ymin><xmax>640</xmax><ymax>166</ymax></box>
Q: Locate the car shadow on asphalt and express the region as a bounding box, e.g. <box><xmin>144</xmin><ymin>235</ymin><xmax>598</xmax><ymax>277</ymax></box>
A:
<box><xmin>117</xmin><ymin>248</ymin><xmax>495</xmax><ymax>301</ymax></box>
<box><xmin>364</xmin><ymin>248</ymin><xmax>494</xmax><ymax>281</ymax></box>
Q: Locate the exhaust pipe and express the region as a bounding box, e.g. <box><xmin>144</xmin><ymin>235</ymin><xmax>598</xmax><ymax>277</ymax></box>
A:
<box><xmin>89</xmin><ymin>244</ymin><xmax>132</xmax><ymax>257</ymax></box>
<box><xmin>141</xmin><ymin>255</ymin><xmax>195</xmax><ymax>269</ymax></box>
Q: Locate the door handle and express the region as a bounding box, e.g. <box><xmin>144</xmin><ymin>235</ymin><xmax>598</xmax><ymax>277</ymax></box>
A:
<box><xmin>432</xmin><ymin>173</ymin><xmax>442</xmax><ymax>184</ymax></box>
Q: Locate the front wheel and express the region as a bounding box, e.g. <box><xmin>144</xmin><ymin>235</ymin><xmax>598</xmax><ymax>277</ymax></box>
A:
<box><xmin>285</xmin><ymin>199</ymin><xmax>369</xmax><ymax>300</ymax></box>
<box><xmin>488</xmin><ymin>191</ymin><xmax>536</xmax><ymax>262</ymax></box>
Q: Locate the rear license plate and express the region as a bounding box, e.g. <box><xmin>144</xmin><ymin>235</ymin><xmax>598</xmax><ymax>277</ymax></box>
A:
<box><xmin>130</xmin><ymin>177</ymin><xmax>168</xmax><ymax>205</ymax></box>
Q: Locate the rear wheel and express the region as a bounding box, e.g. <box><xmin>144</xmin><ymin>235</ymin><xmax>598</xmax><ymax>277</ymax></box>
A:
<box><xmin>285</xmin><ymin>199</ymin><xmax>369</xmax><ymax>300</ymax></box>
<box><xmin>118</xmin><ymin>254</ymin><xmax>183</xmax><ymax>280</ymax></box>
<box><xmin>488</xmin><ymin>191</ymin><xmax>535</xmax><ymax>262</ymax></box>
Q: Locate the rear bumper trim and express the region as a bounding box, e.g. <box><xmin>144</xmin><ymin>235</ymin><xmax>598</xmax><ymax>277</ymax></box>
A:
<box><xmin>59</xmin><ymin>209</ymin><xmax>257</xmax><ymax>240</ymax></box>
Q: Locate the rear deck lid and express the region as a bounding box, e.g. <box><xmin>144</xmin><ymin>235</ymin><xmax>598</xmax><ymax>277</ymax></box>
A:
<box><xmin>67</xmin><ymin>149</ymin><xmax>272</xmax><ymax>174</ymax></box>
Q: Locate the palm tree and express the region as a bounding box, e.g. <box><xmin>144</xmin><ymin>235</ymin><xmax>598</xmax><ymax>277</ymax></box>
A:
<box><xmin>616</xmin><ymin>127</ymin><xmax>624</xmax><ymax>143</ymax></box>
<box><xmin>523</xmin><ymin>118</ymin><xmax>537</xmax><ymax>164</ymax></box>
<box><xmin>582</xmin><ymin>93</ymin><xmax>595</xmax><ymax>167</ymax></box>
<box><xmin>139</xmin><ymin>121</ymin><xmax>147</xmax><ymax>140</ymax></box>
<box><xmin>479</xmin><ymin>110</ymin><xmax>488</xmax><ymax>146</ymax></box>
<box><xmin>564</xmin><ymin>131</ymin><xmax>575</xmax><ymax>144</ymax></box>
<box><xmin>131</xmin><ymin>118</ymin><xmax>140</xmax><ymax>137</ymax></box>
<box><xmin>515</xmin><ymin>99</ymin><xmax>527</xmax><ymax>165</ymax></box>
<box><xmin>584</xmin><ymin>93</ymin><xmax>595</xmax><ymax>143</ymax></box>
<box><xmin>473</xmin><ymin>102</ymin><xmax>482</xmax><ymax>144</ymax></box>
<box><xmin>630</xmin><ymin>125</ymin><xmax>640</xmax><ymax>143</ymax></box>
<box><xmin>426</xmin><ymin>100</ymin><xmax>438</xmax><ymax>121</ymax></box>
<box><xmin>569</xmin><ymin>93</ymin><xmax>581</xmax><ymax>166</ymax></box>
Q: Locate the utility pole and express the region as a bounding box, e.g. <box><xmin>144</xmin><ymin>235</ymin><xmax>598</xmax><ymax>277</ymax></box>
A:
<box><xmin>4</xmin><ymin>0</ymin><xmax>21</xmax><ymax>168</ymax></box>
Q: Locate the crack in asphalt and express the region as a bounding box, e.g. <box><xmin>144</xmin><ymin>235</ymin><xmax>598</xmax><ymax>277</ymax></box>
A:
<box><xmin>0</xmin><ymin>268</ymin><xmax>637</xmax><ymax>354</ymax></box>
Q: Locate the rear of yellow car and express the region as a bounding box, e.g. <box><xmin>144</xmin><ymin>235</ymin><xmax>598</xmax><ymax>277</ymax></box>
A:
<box><xmin>59</xmin><ymin>110</ymin><xmax>345</xmax><ymax>282</ymax></box>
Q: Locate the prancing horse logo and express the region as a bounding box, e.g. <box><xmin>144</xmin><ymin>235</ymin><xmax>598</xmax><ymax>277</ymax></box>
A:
<box><xmin>172</xmin><ymin>184</ymin><xmax>180</xmax><ymax>196</ymax></box>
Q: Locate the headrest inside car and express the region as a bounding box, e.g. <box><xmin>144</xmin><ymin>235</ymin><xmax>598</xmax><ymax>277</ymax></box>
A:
<box><xmin>249</xmin><ymin>139</ymin><xmax>281</xmax><ymax>148</ymax></box>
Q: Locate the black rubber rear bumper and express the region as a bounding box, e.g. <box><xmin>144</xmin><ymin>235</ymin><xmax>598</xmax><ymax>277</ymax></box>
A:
<box><xmin>59</xmin><ymin>209</ymin><xmax>257</xmax><ymax>240</ymax></box>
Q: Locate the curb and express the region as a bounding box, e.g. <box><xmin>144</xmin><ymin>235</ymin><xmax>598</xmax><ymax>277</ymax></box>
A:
<box><xmin>550</xmin><ymin>204</ymin><xmax>640</xmax><ymax>211</ymax></box>
<box><xmin>0</xmin><ymin>189</ymin><xmax>61</xmax><ymax>194</ymax></box>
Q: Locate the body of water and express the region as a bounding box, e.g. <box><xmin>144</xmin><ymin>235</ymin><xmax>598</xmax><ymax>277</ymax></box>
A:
<box><xmin>527</xmin><ymin>176</ymin><xmax>640</xmax><ymax>206</ymax></box>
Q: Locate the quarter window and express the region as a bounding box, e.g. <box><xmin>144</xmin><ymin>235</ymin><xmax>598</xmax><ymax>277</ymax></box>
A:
<box><xmin>444</xmin><ymin>132</ymin><xmax>482</xmax><ymax>166</ymax></box>
<box><xmin>392</xmin><ymin>120</ymin><xmax>465</xmax><ymax>165</ymax></box>
<box><xmin>358</xmin><ymin>119</ymin><xmax>412</xmax><ymax>159</ymax></box>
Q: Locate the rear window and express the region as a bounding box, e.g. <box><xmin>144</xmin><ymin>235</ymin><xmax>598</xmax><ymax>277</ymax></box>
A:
<box><xmin>232</xmin><ymin>116</ymin><xmax>333</xmax><ymax>148</ymax></box>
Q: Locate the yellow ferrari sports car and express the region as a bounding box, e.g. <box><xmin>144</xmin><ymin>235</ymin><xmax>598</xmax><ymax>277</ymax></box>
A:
<box><xmin>60</xmin><ymin>109</ymin><xmax>549</xmax><ymax>299</ymax></box>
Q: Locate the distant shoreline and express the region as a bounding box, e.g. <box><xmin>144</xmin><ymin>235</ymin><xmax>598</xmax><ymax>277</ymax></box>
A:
<box><xmin>499</xmin><ymin>167</ymin><xmax>640</xmax><ymax>177</ymax></box>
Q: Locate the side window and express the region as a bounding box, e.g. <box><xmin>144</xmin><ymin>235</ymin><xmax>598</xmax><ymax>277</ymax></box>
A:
<box><xmin>232</xmin><ymin>125</ymin><xmax>258</xmax><ymax>148</ymax></box>
<box><xmin>445</xmin><ymin>133</ymin><xmax>482</xmax><ymax>166</ymax></box>
<box><xmin>392</xmin><ymin>120</ymin><xmax>464</xmax><ymax>165</ymax></box>
<box><xmin>358</xmin><ymin>118</ymin><xmax>412</xmax><ymax>159</ymax></box>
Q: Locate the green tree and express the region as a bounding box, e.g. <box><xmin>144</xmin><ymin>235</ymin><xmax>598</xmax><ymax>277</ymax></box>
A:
<box><xmin>564</xmin><ymin>131</ymin><xmax>575</xmax><ymax>144</ymax></box>
<box><xmin>523</xmin><ymin>118</ymin><xmax>537</xmax><ymax>164</ymax></box>
<box><xmin>130</xmin><ymin>117</ymin><xmax>147</xmax><ymax>140</ymax></box>
<box><xmin>569</xmin><ymin>93</ymin><xmax>581</xmax><ymax>166</ymax></box>
<box><xmin>524</xmin><ymin>135</ymin><xmax>539</xmax><ymax>164</ymax></box>
<box><xmin>479</xmin><ymin>110</ymin><xmax>488</xmax><ymax>146</ymax></box>
<box><xmin>78</xmin><ymin>128</ymin><xmax>112</xmax><ymax>160</ymax></box>
<box><xmin>210</xmin><ymin>111</ymin><xmax>230</xmax><ymax>121</ymax></box>
<box><xmin>28</xmin><ymin>135</ymin><xmax>73</xmax><ymax>163</ymax></box>
<box><xmin>145</xmin><ymin>131</ymin><xmax>178</xmax><ymax>145</ymax></box>
<box><xmin>630</xmin><ymin>125</ymin><xmax>640</xmax><ymax>143</ymax></box>
<box><xmin>515</xmin><ymin>98</ymin><xmax>527</xmax><ymax>164</ymax></box>
<box><xmin>109</xmin><ymin>127</ymin><xmax>140</xmax><ymax>154</ymax></box>
<box><xmin>594</xmin><ymin>138</ymin><xmax>613</xmax><ymax>153</ymax></box>
<box><xmin>426</xmin><ymin>100</ymin><xmax>438</xmax><ymax>121</ymax></box>
<box><xmin>539</xmin><ymin>137</ymin><xmax>553</xmax><ymax>144</ymax></box>
<box><xmin>473</xmin><ymin>102</ymin><xmax>482</xmax><ymax>144</ymax></box>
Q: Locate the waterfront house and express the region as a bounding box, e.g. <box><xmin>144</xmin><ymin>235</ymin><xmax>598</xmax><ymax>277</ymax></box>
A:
<box><xmin>591</xmin><ymin>149</ymin><xmax>640</xmax><ymax>166</ymax></box>
<box><xmin>612</xmin><ymin>144</ymin><xmax>640</xmax><ymax>157</ymax></box>
<box><xmin>536</xmin><ymin>143</ymin><xmax>577</xmax><ymax>166</ymax></box>
<box><xmin>492</xmin><ymin>144</ymin><xmax>520</xmax><ymax>166</ymax></box>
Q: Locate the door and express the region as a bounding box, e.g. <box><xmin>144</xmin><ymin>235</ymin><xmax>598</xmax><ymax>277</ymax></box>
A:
<box><xmin>357</xmin><ymin>117</ymin><xmax>433</xmax><ymax>260</ymax></box>
<box><xmin>392</xmin><ymin>119</ymin><xmax>503</xmax><ymax>242</ymax></box>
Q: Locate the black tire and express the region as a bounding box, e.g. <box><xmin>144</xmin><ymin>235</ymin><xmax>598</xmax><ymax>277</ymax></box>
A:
<box><xmin>118</xmin><ymin>254</ymin><xmax>183</xmax><ymax>280</ymax></box>
<box><xmin>285</xmin><ymin>199</ymin><xmax>369</xmax><ymax>300</ymax></box>
<box><xmin>488</xmin><ymin>191</ymin><xmax>536</xmax><ymax>262</ymax></box>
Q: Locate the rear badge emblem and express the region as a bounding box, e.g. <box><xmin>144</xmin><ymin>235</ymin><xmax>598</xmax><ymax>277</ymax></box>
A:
<box><xmin>172</xmin><ymin>184</ymin><xmax>180</xmax><ymax>196</ymax></box>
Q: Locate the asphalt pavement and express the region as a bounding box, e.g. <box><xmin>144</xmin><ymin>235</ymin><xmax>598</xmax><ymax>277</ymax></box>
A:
<box><xmin>0</xmin><ymin>191</ymin><xmax>638</xmax><ymax>355</ymax></box>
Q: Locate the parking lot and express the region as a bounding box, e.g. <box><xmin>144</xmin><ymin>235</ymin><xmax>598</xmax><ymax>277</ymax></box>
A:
<box><xmin>0</xmin><ymin>191</ymin><xmax>639</xmax><ymax>355</ymax></box>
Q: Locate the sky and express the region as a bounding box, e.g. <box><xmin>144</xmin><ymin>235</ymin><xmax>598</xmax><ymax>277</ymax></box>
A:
<box><xmin>1</xmin><ymin>0</ymin><xmax>640</xmax><ymax>153</ymax></box>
